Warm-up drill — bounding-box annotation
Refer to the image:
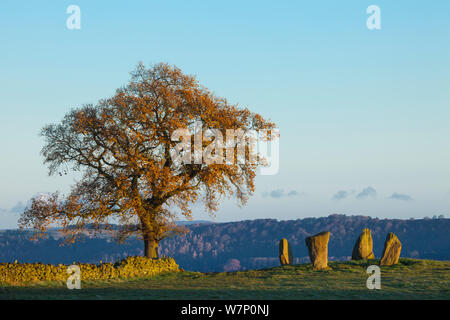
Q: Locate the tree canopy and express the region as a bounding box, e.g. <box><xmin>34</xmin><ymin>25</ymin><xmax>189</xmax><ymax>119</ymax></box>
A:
<box><xmin>19</xmin><ymin>62</ymin><xmax>276</xmax><ymax>258</ymax></box>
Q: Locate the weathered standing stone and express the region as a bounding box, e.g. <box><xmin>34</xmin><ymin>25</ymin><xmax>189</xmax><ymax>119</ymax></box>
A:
<box><xmin>279</xmin><ymin>238</ymin><xmax>293</xmax><ymax>265</ymax></box>
<box><xmin>305</xmin><ymin>231</ymin><xmax>330</xmax><ymax>270</ymax></box>
<box><xmin>352</xmin><ymin>228</ymin><xmax>375</xmax><ymax>260</ymax></box>
<box><xmin>380</xmin><ymin>232</ymin><xmax>401</xmax><ymax>266</ymax></box>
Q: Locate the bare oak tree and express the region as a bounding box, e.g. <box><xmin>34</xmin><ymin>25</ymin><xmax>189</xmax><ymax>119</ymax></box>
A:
<box><xmin>19</xmin><ymin>63</ymin><xmax>276</xmax><ymax>258</ymax></box>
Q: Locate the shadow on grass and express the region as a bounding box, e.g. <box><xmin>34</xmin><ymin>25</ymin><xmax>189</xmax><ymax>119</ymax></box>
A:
<box><xmin>0</xmin><ymin>286</ymin><xmax>445</xmax><ymax>300</ymax></box>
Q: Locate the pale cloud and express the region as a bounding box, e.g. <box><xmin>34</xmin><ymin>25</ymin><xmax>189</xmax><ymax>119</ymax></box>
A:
<box><xmin>333</xmin><ymin>187</ymin><xmax>377</xmax><ymax>201</ymax></box>
<box><xmin>332</xmin><ymin>190</ymin><xmax>351</xmax><ymax>200</ymax></box>
<box><xmin>389</xmin><ymin>193</ymin><xmax>413</xmax><ymax>202</ymax></box>
<box><xmin>263</xmin><ymin>189</ymin><xmax>304</xmax><ymax>199</ymax></box>
<box><xmin>356</xmin><ymin>187</ymin><xmax>377</xmax><ymax>199</ymax></box>
<box><xmin>10</xmin><ymin>201</ymin><xmax>26</xmax><ymax>214</ymax></box>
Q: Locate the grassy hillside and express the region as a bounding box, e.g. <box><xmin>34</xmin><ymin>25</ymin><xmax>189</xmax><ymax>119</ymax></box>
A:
<box><xmin>1</xmin><ymin>258</ymin><xmax>449</xmax><ymax>300</ymax></box>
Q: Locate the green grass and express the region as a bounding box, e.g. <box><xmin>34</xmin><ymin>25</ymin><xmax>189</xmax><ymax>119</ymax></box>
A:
<box><xmin>1</xmin><ymin>258</ymin><xmax>449</xmax><ymax>300</ymax></box>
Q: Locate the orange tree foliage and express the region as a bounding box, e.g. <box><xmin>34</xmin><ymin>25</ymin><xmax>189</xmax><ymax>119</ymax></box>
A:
<box><xmin>19</xmin><ymin>63</ymin><xmax>276</xmax><ymax>258</ymax></box>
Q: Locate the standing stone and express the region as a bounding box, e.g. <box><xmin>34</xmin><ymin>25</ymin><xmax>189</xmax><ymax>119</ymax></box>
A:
<box><xmin>380</xmin><ymin>232</ymin><xmax>401</xmax><ymax>266</ymax></box>
<box><xmin>279</xmin><ymin>238</ymin><xmax>293</xmax><ymax>265</ymax></box>
<box><xmin>352</xmin><ymin>228</ymin><xmax>375</xmax><ymax>260</ymax></box>
<box><xmin>305</xmin><ymin>231</ymin><xmax>330</xmax><ymax>270</ymax></box>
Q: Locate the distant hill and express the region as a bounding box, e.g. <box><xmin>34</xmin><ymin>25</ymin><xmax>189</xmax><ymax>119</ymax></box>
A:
<box><xmin>176</xmin><ymin>220</ymin><xmax>215</xmax><ymax>226</ymax></box>
<box><xmin>0</xmin><ymin>215</ymin><xmax>448</xmax><ymax>272</ymax></box>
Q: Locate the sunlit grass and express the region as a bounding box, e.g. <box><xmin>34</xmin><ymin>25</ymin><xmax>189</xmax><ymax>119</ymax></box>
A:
<box><xmin>1</xmin><ymin>258</ymin><xmax>449</xmax><ymax>300</ymax></box>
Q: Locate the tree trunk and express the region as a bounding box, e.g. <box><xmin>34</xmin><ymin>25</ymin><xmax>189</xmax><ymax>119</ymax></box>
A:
<box><xmin>144</xmin><ymin>238</ymin><xmax>159</xmax><ymax>259</ymax></box>
<box><xmin>140</xmin><ymin>213</ymin><xmax>160</xmax><ymax>259</ymax></box>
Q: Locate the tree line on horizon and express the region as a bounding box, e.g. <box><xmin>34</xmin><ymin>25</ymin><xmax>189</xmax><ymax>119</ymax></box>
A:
<box><xmin>1</xmin><ymin>215</ymin><xmax>449</xmax><ymax>272</ymax></box>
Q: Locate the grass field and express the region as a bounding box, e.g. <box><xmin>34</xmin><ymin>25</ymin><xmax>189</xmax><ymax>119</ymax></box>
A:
<box><xmin>1</xmin><ymin>258</ymin><xmax>449</xmax><ymax>300</ymax></box>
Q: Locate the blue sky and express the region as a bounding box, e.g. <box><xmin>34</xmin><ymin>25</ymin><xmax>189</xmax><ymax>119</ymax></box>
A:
<box><xmin>0</xmin><ymin>0</ymin><xmax>449</xmax><ymax>228</ymax></box>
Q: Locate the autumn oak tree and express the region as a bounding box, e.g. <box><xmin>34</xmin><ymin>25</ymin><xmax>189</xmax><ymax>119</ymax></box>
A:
<box><xmin>19</xmin><ymin>63</ymin><xmax>276</xmax><ymax>258</ymax></box>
